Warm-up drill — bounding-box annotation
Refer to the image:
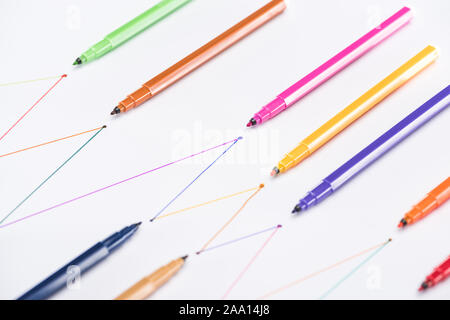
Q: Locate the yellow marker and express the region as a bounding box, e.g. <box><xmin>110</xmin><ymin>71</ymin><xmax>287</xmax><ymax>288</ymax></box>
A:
<box><xmin>271</xmin><ymin>45</ymin><xmax>438</xmax><ymax>176</ymax></box>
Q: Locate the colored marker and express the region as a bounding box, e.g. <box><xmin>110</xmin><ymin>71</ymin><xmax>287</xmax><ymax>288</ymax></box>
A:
<box><xmin>110</xmin><ymin>0</ymin><xmax>286</xmax><ymax>115</ymax></box>
<box><xmin>17</xmin><ymin>222</ymin><xmax>141</xmax><ymax>300</ymax></box>
<box><xmin>272</xmin><ymin>45</ymin><xmax>438</xmax><ymax>177</ymax></box>
<box><xmin>291</xmin><ymin>85</ymin><xmax>449</xmax><ymax>214</ymax></box>
<box><xmin>247</xmin><ymin>7</ymin><xmax>413</xmax><ymax>127</ymax></box>
<box><xmin>419</xmin><ymin>256</ymin><xmax>450</xmax><ymax>291</ymax></box>
<box><xmin>115</xmin><ymin>255</ymin><xmax>188</xmax><ymax>300</ymax></box>
<box><xmin>73</xmin><ymin>0</ymin><xmax>192</xmax><ymax>65</ymax></box>
<box><xmin>398</xmin><ymin>177</ymin><xmax>450</xmax><ymax>228</ymax></box>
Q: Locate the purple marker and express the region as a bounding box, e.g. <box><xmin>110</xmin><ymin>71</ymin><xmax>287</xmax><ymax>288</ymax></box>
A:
<box><xmin>292</xmin><ymin>85</ymin><xmax>450</xmax><ymax>214</ymax></box>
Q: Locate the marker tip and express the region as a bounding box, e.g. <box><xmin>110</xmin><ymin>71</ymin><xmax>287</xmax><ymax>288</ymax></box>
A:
<box><xmin>398</xmin><ymin>219</ymin><xmax>407</xmax><ymax>228</ymax></box>
<box><xmin>73</xmin><ymin>57</ymin><xmax>82</xmax><ymax>65</ymax></box>
<box><xmin>246</xmin><ymin>118</ymin><xmax>257</xmax><ymax>127</ymax></box>
<box><xmin>419</xmin><ymin>282</ymin><xmax>428</xmax><ymax>291</ymax></box>
<box><xmin>110</xmin><ymin>106</ymin><xmax>121</xmax><ymax>115</ymax></box>
<box><xmin>270</xmin><ymin>167</ymin><xmax>279</xmax><ymax>177</ymax></box>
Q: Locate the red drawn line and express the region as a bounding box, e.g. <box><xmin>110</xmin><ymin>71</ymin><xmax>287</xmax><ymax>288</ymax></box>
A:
<box><xmin>221</xmin><ymin>225</ymin><xmax>282</xmax><ymax>300</ymax></box>
<box><xmin>0</xmin><ymin>74</ymin><xmax>67</xmax><ymax>143</ymax></box>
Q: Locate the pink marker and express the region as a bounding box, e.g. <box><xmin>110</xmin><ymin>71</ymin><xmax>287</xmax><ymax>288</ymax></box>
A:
<box><xmin>246</xmin><ymin>7</ymin><xmax>413</xmax><ymax>127</ymax></box>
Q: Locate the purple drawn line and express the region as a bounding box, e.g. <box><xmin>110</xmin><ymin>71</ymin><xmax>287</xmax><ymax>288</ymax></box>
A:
<box><xmin>0</xmin><ymin>138</ymin><xmax>239</xmax><ymax>230</ymax></box>
<box><xmin>150</xmin><ymin>137</ymin><xmax>242</xmax><ymax>221</ymax></box>
<box><xmin>197</xmin><ymin>225</ymin><xmax>281</xmax><ymax>255</ymax></box>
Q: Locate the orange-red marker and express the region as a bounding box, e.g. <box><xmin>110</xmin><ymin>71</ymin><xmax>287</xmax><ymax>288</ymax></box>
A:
<box><xmin>398</xmin><ymin>177</ymin><xmax>450</xmax><ymax>228</ymax></box>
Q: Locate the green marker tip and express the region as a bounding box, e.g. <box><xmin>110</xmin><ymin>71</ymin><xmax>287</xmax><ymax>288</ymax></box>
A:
<box><xmin>72</xmin><ymin>57</ymin><xmax>82</xmax><ymax>66</ymax></box>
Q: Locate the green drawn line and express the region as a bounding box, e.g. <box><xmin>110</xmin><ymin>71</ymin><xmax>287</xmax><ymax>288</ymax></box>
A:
<box><xmin>0</xmin><ymin>126</ymin><xmax>106</xmax><ymax>225</ymax></box>
<box><xmin>318</xmin><ymin>240</ymin><xmax>391</xmax><ymax>300</ymax></box>
<box><xmin>0</xmin><ymin>76</ymin><xmax>63</xmax><ymax>87</ymax></box>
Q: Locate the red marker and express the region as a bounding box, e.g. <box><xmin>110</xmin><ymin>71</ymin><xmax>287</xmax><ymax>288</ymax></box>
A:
<box><xmin>419</xmin><ymin>256</ymin><xmax>450</xmax><ymax>291</ymax></box>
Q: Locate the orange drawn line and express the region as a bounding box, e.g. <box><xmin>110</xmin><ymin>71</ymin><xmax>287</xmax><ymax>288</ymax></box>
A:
<box><xmin>154</xmin><ymin>187</ymin><xmax>259</xmax><ymax>220</ymax></box>
<box><xmin>0</xmin><ymin>126</ymin><xmax>104</xmax><ymax>158</ymax></box>
<box><xmin>197</xmin><ymin>184</ymin><xmax>264</xmax><ymax>254</ymax></box>
<box><xmin>258</xmin><ymin>239</ymin><xmax>391</xmax><ymax>299</ymax></box>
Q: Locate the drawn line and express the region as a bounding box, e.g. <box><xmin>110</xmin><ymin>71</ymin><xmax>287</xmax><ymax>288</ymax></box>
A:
<box><xmin>222</xmin><ymin>226</ymin><xmax>282</xmax><ymax>300</ymax></box>
<box><xmin>0</xmin><ymin>138</ymin><xmax>239</xmax><ymax>230</ymax></box>
<box><xmin>0</xmin><ymin>126</ymin><xmax>104</xmax><ymax>158</ymax></box>
<box><xmin>0</xmin><ymin>125</ymin><xmax>106</xmax><ymax>225</ymax></box>
<box><xmin>154</xmin><ymin>186</ymin><xmax>258</xmax><ymax>221</ymax></box>
<box><xmin>319</xmin><ymin>239</ymin><xmax>392</xmax><ymax>300</ymax></box>
<box><xmin>149</xmin><ymin>137</ymin><xmax>242</xmax><ymax>221</ymax></box>
<box><xmin>197</xmin><ymin>184</ymin><xmax>264</xmax><ymax>254</ymax></box>
<box><xmin>0</xmin><ymin>74</ymin><xmax>67</xmax><ymax>143</ymax></box>
<box><xmin>198</xmin><ymin>224</ymin><xmax>281</xmax><ymax>254</ymax></box>
<box><xmin>0</xmin><ymin>75</ymin><xmax>63</xmax><ymax>87</ymax></box>
<box><xmin>258</xmin><ymin>239</ymin><xmax>391</xmax><ymax>299</ymax></box>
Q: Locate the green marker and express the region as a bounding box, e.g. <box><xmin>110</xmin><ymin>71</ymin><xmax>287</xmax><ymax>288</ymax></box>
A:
<box><xmin>73</xmin><ymin>0</ymin><xmax>192</xmax><ymax>65</ymax></box>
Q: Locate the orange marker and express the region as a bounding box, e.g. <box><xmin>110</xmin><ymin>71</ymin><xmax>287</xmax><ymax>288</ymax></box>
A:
<box><xmin>419</xmin><ymin>255</ymin><xmax>450</xmax><ymax>291</ymax></box>
<box><xmin>110</xmin><ymin>0</ymin><xmax>286</xmax><ymax>115</ymax></box>
<box><xmin>398</xmin><ymin>177</ymin><xmax>450</xmax><ymax>228</ymax></box>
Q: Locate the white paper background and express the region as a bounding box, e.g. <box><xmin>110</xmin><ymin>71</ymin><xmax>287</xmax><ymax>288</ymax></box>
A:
<box><xmin>0</xmin><ymin>0</ymin><xmax>449</xmax><ymax>300</ymax></box>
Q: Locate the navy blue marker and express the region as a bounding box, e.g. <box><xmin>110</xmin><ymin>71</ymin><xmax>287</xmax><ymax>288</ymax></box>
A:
<box><xmin>18</xmin><ymin>222</ymin><xmax>141</xmax><ymax>300</ymax></box>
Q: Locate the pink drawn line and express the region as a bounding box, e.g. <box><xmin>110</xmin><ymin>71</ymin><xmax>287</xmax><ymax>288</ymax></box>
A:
<box><xmin>0</xmin><ymin>138</ymin><xmax>239</xmax><ymax>230</ymax></box>
<box><xmin>0</xmin><ymin>74</ymin><xmax>67</xmax><ymax>143</ymax></box>
<box><xmin>221</xmin><ymin>225</ymin><xmax>282</xmax><ymax>300</ymax></box>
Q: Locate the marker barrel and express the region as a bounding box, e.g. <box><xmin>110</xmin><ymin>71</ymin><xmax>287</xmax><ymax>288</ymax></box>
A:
<box><xmin>277</xmin><ymin>45</ymin><xmax>438</xmax><ymax>175</ymax></box>
<box><xmin>17</xmin><ymin>243</ymin><xmax>109</xmax><ymax>300</ymax></box>
<box><xmin>294</xmin><ymin>85</ymin><xmax>450</xmax><ymax>212</ymax></box>
<box><xmin>401</xmin><ymin>177</ymin><xmax>450</xmax><ymax>226</ymax></box>
<box><xmin>115</xmin><ymin>0</ymin><xmax>287</xmax><ymax>113</ymax></box>
<box><xmin>421</xmin><ymin>256</ymin><xmax>450</xmax><ymax>290</ymax></box>
<box><xmin>249</xmin><ymin>7</ymin><xmax>413</xmax><ymax>126</ymax></box>
<box><xmin>115</xmin><ymin>258</ymin><xmax>185</xmax><ymax>300</ymax></box>
<box><xmin>78</xmin><ymin>0</ymin><xmax>193</xmax><ymax>63</ymax></box>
